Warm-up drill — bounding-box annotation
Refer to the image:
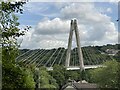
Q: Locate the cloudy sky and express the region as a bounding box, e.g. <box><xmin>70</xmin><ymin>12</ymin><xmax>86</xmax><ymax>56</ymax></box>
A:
<box><xmin>18</xmin><ymin>1</ymin><xmax>119</xmax><ymax>49</ymax></box>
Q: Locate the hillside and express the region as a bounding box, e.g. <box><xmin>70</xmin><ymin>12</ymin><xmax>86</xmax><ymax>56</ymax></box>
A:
<box><xmin>17</xmin><ymin>44</ymin><xmax>119</xmax><ymax>67</ymax></box>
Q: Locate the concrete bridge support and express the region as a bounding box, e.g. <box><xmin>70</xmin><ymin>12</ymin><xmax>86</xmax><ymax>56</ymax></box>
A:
<box><xmin>65</xmin><ymin>19</ymin><xmax>84</xmax><ymax>71</ymax></box>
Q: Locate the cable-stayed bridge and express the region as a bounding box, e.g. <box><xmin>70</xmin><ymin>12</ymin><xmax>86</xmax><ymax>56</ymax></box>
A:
<box><xmin>16</xmin><ymin>19</ymin><xmax>113</xmax><ymax>70</ymax></box>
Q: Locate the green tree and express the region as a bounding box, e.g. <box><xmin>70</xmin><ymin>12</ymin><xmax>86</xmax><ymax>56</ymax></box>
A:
<box><xmin>51</xmin><ymin>65</ymin><xmax>67</xmax><ymax>89</ymax></box>
<box><xmin>22</xmin><ymin>69</ymin><xmax>35</xmax><ymax>88</ymax></box>
<box><xmin>117</xmin><ymin>62</ymin><xmax>120</xmax><ymax>89</ymax></box>
<box><xmin>38</xmin><ymin>67</ymin><xmax>58</xmax><ymax>89</ymax></box>
<box><xmin>89</xmin><ymin>61</ymin><xmax>119</xmax><ymax>88</ymax></box>
<box><xmin>66</xmin><ymin>70</ymin><xmax>80</xmax><ymax>81</ymax></box>
<box><xmin>2</xmin><ymin>57</ymin><xmax>35</xmax><ymax>89</ymax></box>
<box><xmin>1</xmin><ymin>1</ymin><xmax>35</xmax><ymax>88</ymax></box>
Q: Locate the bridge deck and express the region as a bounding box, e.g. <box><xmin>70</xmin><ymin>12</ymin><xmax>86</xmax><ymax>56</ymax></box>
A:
<box><xmin>47</xmin><ymin>65</ymin><xmax>103</xmax><ymax>71</ymax></box>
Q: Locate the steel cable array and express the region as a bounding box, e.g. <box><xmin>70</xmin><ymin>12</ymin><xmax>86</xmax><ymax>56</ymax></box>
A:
<box><xmin>16</xmin><ymin>49</ymin><xmax>31</xmax><ymax>61</ymax></box>
<box><xmin>58</xmin><ymin>49</ymin><xmax>66</xmax><ymax>65</ymax></box>
<box><xmin>17</xmin><ymin>50</ymin><xmax>38</xmax><ymax>62</ymax></box>
<box><xmin>50</xmin><ymin>48</ymin><xmax>63</xmax><ymax>67</ymax></box>
<box><xmin>16</xmin><ymin>46</ymin><xmax>113</xmax><ymax>68</ymax></box>
<box><xmin>44</xmin><ymin>49</ymin><xmax>58</xmax><ymax>67</ymax></box>
<box><xmin>27</xmin><ymin>49</ymin><xmax>45</xmax><ymax>65</ymax></box>
<box><xmin>36</xmin><ymin>50</ymin><xmax>53</xmax><ymax>67</ymax></box>
<box><xmin>24</xmin><ymin>50</ymin><xmax>42</xmax><ymax>65</ymax></box>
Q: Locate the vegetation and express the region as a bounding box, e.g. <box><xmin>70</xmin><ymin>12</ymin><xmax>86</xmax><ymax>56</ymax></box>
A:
<box><xmin>89</xmin><ymin>61</ymin><xmax>119</xmax><ymax>89</ymax></box>
<box><xmin>39</xmin><ymin>67</ymin><xmax>58</xmax><ymax>89</ymax></box>
<box><xmin>94</xmin><ymin>44</ymin><xmax>119</xmax><ymax>52</ymax></box>
<box><xmin>49</xmin><ymin>65</ymin><xmax>88</xmax><ymax>89</ymax></box>
<box><xmin>1</xmin><ymin>1</ymin><xmax>35</xmax><ymax>89</ymax></box>
<box><xmin>50</xmin><ymin>65</ymin><xmax>66</xmax><ymax>88</ymax></box>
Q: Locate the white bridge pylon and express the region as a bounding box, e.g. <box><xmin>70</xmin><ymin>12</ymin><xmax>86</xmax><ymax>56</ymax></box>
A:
<box><xmin>65</xmin><ymin>19</ymin><xmax>84</xmax><ymax>71</ymax></box>
<box><xmin>46</xmin><ymin>19</ymin><xmax>104</xmax><ymax>71</ymax></box>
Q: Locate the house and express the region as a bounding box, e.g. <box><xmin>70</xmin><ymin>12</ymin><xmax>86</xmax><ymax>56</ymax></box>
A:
<box><xmin>62</xmin><ymin>79</ymin><xmax>98</xmax><ymax>90</ymax></box>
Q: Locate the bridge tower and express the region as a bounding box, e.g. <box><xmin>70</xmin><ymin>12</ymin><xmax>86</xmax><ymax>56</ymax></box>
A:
<box><xmin>65</xmin><ymin>19</ymin><xmax>84</xmax><ymax>71</ymax></box>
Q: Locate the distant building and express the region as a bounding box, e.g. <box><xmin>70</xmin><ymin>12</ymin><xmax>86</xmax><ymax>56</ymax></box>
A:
<box><xmin>62</xmin><ymin>79</ymin><xmax>98</xmax><ymax>90</ymax></box>
<box><xmin>78</xmin><ymin>80</ymin><xmax>88</xmax><ymax>83</ymax></box>
<box><xmin>105</xmin><ymin>49</ymin><xmax>119</xmax><ymax>56</ymax></box>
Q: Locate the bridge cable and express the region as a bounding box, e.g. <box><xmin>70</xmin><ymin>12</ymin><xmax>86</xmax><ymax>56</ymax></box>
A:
<box><xmin>98</xmin><ymin>54</ymin><xmax>105</xmax><ymax>64</ymax></box>
<box><xmin>22</xmin><ymin>50</ymin><xmax>40</xmax><ymax>63</ymax></box>
<box><xmin>72</xmin><ymin>50</ymin><xmax>75</xmax><ymax>66</ymax></box>
<box><xmin>36</xmin><ymin>50</ymin><xmax>54</xmax><ymax>67</ymax></box>
<box><xmin>17</xmin><ymin>50</ymin><xmax>36</xmax><ymax>62</ymax></box>
<box><xmin>74</xmin><ymin>48</ymin><xmax>77</xmax><ymax>66</ymax></box>
<box><xmin>50</xmin><ymin>48</ymin><xmax>63</xmax><ymax>67</ymax></box>
<box><xmin>44</xmin><ymin>49</ymin><xmax>58</xmax><ymax>67</ymax></box>
<box><xmin>24</xmin><ymin>49</ymin><xmax>43</xmax><ymax>65</ymax></box>
<box><xmin>26</xmin><ymin>49</ymin><xmax>45</xmax><ymax>65</ymax></box>
<box><xmin>16</xmin><ymin>50</ymin><xmax>33</xmax><ymax>62</ymax></box>
<box><xmin>83</xmin><ymin>48</ymin><xmax>90</xmax><ymax>65</ymax></box>
<box><xmin>28</xmin><ymin>49</ymin><xmax>45</xmax><ymax>65</ymax></box>
<box><xmin>86</xmin><ymin>49</ymin><xmax>92</xmax><ymax>65</ymax></box>
<box><xmin>16</xmin><ymin>49</ymin><xmax>31</xmax><ymax>61</ymax></box>
<box><xmin>58</xmin><ymin>49</ymin><xmax>66</xmax><ymax>65</ymax></box>
<box><xmin>86</xmin><ymin>48</ymin><xmax>95</xmax><ymax>65</ymax></box>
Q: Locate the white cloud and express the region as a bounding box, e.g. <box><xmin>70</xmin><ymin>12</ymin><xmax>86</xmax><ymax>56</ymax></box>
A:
<box><xmin>20</xmin><ymin>2</ymin><xmax>118</xmax><ymax>49</ymax></box>
<box><xmin>20</xmin><ymin>29</ymin><xmax>69</xmax><ymax>49</ymax></box>
<box><xmin>97</xmin><ymin>7</ymin><xmax>112</xmax><ymax>15</ymax></box>
<box><xmin>60</xmin><ymin>3</ymin><xmax>111</xmax><ymax>23</ymax></box>
<box><xmin>23</xmin><ymin>2</ymin><xmax>49</xmax><ymax>15</ymax></box>
<box><xmin>23</xmin><ymin>2</ymin><xmax>59</xmax><ymax>18</ymax></box>
<box><xmin>60</xmin><ymin>3</ymin><xmax>118</xmax><ymax>44</ymax></box>
<box><xmin>34</xmin><ymin>18</ymin><xmax>70</xmax><ymax>35</ymax></box>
